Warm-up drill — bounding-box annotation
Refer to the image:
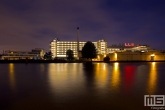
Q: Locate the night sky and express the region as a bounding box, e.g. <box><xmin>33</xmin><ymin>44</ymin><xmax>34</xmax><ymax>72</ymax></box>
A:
<box><xmin>0</xmin><ymin>0</ymin><xmax>165</xmax><ymax>52</ymax></box>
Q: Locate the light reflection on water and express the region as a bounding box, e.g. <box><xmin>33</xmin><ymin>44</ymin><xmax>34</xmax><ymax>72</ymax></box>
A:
<box><xmin>95</xmin><ymin>63</ymin><xmax>109</xmax><ymax>88</ymax></box>
<box><xmin>124</xmin><ymin>65</ymin><xmax>136</xmax><ymax>93</ymax></box>
<box><xmin>9</xmin><ymin>63</ymin><xmax>16</xmax><ymax>92</ymax></box>
<box><xmin>148</xmin><ymin>62</ymin><xmax>157</xmax><ymax>94</ymax></box>
<box><xmin>0</xmin><ymin>62</ymin><xmax>165</xmax><ymax>110</ymax></box>
<box><xmin>48</xmin><ymin>63</ymin><xmax>85</xmax><ymax>101</ymax></box>
<box><xmin>111</xmin><ymin>62</ymin><xmax>120</xmax><ymax>89</ymax></box>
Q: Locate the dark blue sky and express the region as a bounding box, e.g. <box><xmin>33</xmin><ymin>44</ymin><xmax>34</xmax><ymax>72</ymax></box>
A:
<box><xmin>0</xmin><ymin>0</ymin><xmax>165</xmax><ymax>52</ymax></box>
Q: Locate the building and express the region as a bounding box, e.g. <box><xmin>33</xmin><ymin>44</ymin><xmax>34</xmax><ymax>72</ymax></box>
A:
<box><xmin>50</xmin><ymin>38</ymin><xmax>107</xmax><ymax>58</ymax></box>
<box><xmin>31</xmin><ymin>48</ymin><xmax>45</xmax><ymax>58</ymax></box>
<box><xmin>106</xmin><ymin>51</ymin><xmax>165</xmax><ymax>61</ymax></box>
<box><xmin>1</xmin><ymin>48</ymin><xmax>45</xmax><ymax>60</ymax></box>
<box><xmin>97</xmin><ymin>40</ymin><xmax>107</xmax><ymax>54</ymax></box>
<box><xmin>107</xmin><ymin>43</ymin><xmax>151</xmax><ymax>53</ymax></box>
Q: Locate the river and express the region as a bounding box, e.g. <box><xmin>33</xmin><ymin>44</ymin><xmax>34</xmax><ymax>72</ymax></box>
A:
<box><xmin>0</xmin><ymin>62</ymin><xmax>165</xmax><ymax>110</ymax></box>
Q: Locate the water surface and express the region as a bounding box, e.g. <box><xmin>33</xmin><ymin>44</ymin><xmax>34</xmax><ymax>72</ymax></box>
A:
<box><xmin>0</xmin><ymin>62</ymin><xmax>165</xmax><ymax>110</ymax></box>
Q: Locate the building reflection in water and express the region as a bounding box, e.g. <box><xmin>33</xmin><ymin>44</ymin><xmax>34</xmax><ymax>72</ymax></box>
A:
<box><xmin>48</xmin><ymin>64</ymin><xmax>68</xmax><ymax>93</ymax></box>
<box><xmin>48</xmin><ymin>63</ymin><xmax>85</xmax><ymax>100</ymax></box>
<box><xmin>147</xmin><ymin>62</ymin><xmax>157</xmax><ymax>94</ymax></box>
<box><xmin>9</xmin><ymin>63</ymin><xmax>16</xmax><ymax>92</ymax></box>
<box><xmin>95</xmin><ymin>63</ymin><xmax>109</xmax><ymax>88</ymax></box>
<box><xmin>111</xmin><ymin>62</ymin><xmax>120</xmax><ymax>90</ymax></box>
<box><xmin>124</xmin><ymin>65</ymin><xmax>136</xmax><ymax>92</ymax></box>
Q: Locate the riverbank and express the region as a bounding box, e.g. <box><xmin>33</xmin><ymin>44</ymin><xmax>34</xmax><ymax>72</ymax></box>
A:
<box><xmin>0</xmin><ymin>60</ymin><xmax>165</xmax><ymax>63</ymax></box>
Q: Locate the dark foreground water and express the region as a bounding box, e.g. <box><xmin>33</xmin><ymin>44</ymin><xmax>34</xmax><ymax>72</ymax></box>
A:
<box><xmin>0</xmin><ymin>62</ymin><xmax>165</xmax><ymax>110</ymax></box>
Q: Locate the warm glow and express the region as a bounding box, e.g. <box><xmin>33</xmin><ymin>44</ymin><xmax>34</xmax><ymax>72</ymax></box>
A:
<box><xmin>111</xmin><ymin>62</ymin><xmax>120</xmax><ymax>88</ymax></box>
<box><xmin>9</xmin><ymin>63</ymin><xmax>14</xmax><ymax>73</ymax></box>
<box><xmin>97</xmin><ymin>55</ymin><xmax>100</xmax><ymax>60</ymax></box>
<box><xmin>151</xmin><ymin>54</ymin><xmax>155</xmax><ymax>57</ymax></box>
<box><xmin>148</xmin><ymin>62</ymin><xmax>157</xmax><ymax>94</ymax></box>
<box><xmin>115</xmin><ymin>53</ymin><xmax>117</xmax><ymax>60</ymax></box>
<box><xmin>51</xmin><ymin>39</ymin><xmax>107</xmax><ymax>58</ymax></box>
<box><xmin>103</xmin><ymin>64</ymin><xmax>106</xmax><ymax>70</ymax></box>
<box><xmin>95</xmin><ymin>63</ymin><xmax>108</xmax><ymax>88</ymax></box>
<box><xmin>152</xmin><ymin>62</ymin><xmax>155</xmax><ymax>66</ymax></box>
<box><xmin>114</xmin><ymin>62</ymin><xmax>118</xmax><ymax>70</ymax></box>
<box><xmin>9</xmin><ymin>63</ymin><xmax>16</xmax><ymax>92</ymax></box>
<box><xmin>48</xmin><ymin>63</ymin><xmax>82</xmax><ymax>97</ymax></box>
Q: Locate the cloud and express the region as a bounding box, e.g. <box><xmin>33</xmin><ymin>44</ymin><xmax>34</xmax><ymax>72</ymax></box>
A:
<box><xmin>0</xmin><ymin>0</ymin><xmax>165</xmax><ymax>53</ymax></box>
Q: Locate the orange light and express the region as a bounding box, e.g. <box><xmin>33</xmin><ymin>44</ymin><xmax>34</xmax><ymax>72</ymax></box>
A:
<box><xmin>151</xmin><ymin>54</ymin><xmax>155</xmax><ymax>57</ymax></box>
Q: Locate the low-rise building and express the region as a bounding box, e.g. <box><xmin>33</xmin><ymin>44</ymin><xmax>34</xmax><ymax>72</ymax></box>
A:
<box><xmin>107</xmin><ymin>44</ymin><xmax>151</xmax><ymax>53</ymax></box>
<box><xmin>1</xmin><ymin>48</ymin><xmax>45</xmax><ymax>60</ymax></box>
<box><xmin>105</xmin><ymin>51</ymin><xmax>165</xmax><ymax>61</ymax></box>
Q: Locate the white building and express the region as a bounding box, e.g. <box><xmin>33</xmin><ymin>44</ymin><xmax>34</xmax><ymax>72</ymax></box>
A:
<box><xmin>50</xmin><ymin>38</ymin><xmax>107</xmax><ymax>58</ymax></box>
<box><xmin>97</xmin><ymin>40</ymin><xmax>107</xmax><ymax>54</ymax></box>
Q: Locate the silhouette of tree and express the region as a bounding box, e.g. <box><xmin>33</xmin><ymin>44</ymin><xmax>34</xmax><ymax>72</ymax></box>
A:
<box><xmin>44</xmin><ymin>51</ymin><xmax>52</xmax><ymax>60</ymax></box>
<box><xmin>66</xmin><ymin>49</ymin><xmax>74</xmax><ymax>60</ymax></box>
<box><xmin>82</xmin><ymin>41</ymin><xmax>97</xmax><ymax>61</ymax></box>
<box><xmin>103</xmin><ymin>56</ymin><xmax>110</xmax><ymax>62</ymax></box>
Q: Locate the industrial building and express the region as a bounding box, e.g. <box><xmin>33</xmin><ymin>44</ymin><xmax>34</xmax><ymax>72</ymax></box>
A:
<box><xmin>50</xmin><ymin>39</ymin><xmax>107</xmax><ymax>58</ymax></box>
<box><xmin>97</xmin><ymin>51</ymin><xmax>165</xmax><ymax>61</ymax></box>
<box><xmin>50</xmin><ymin>27</ymin><xmax>107</xmax><ymax>59</ymax></box>
<box><xmin>1</xmin><ymin>27</ymin><xmax>164</xmax><ymax>61</ymax></box>
<box><xmin>107</xmin><ymin>44</ymin><xmax>151</xmax><ymax>53</ymax></box>
<box><xmin>0</xmin><ymin>48</ymin><xmax>45</xmax><ymax>60</ymax></box>
<box><xmin>49</xmin><ymin>27</ymin><xmax>162</xmax><ymax>61</ymax></box>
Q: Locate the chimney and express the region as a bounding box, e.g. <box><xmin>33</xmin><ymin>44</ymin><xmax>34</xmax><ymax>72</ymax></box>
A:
<box><xmin>77</xmin><ymin>27</ymin><xmax>80</xmax><ymax>58</ymax></box>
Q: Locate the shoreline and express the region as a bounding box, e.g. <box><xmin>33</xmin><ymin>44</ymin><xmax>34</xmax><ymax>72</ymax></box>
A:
<box><xmin>0</xmin><ymin>60</ymin><xmax>165</xmax><ymax>63</ymax></box>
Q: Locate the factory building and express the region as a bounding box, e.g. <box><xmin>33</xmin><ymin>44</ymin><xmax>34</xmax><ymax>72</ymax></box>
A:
<box><xmin>50</xmin><ymin>27</ymin><xmax>107</xmax><ymax>59</ymax></box>
<box><xmin>0</xmin><ymin>48</ymin><xmax>45</xmax><ymax>60</ymax></box>
<box><xmin>50</xmin><ymin>39</ymin><xmax>107</xmax><ymax>58</ymax></box>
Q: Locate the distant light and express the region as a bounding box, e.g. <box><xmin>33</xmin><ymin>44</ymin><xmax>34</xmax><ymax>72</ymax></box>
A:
<box><xmin>152</xmin><ymin>62</ymin><xmax>155</xmax><ymax>66</ymax></box>
<box><xmin>115</xmin><ymin>53</ymin><xmax>117</xmax><ymax>60</ymax></box>
<box><xmin>114</xmin><ymin>62</ymin><xmax>119</xmax><ymax>70</ymax></box>
<box><xmin>103</xmin><ymin>64</ymin><xmax>106</xmax><ymax>70</ymax></box>
<box><xmin>151</xmin><ymin>54</ymin><xmax>155</xmax><ymax>57</ymax></box>
<box><xmin>125</xmin><ymin>43</ymin><xmax>134</xmax><ymax>47</ymax></box>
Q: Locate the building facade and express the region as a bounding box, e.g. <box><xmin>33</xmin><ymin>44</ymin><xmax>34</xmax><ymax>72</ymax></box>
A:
<box><xmin>110</xmin><ymin>51</ymin><xmax>165</xmax><ymax>61</ymax></box>
<box><xmin>107</xmin><ymin>44</ymin><xmax>151</xmax><ymax>53</ymax></box>
<box><xmin>50</xmin><ymin>38</ymin><xmax>107</xmax><ymax>58</ymax></box>
<box><xmin>1</xmin><ymin>48</ymin><xmax>45</xmax><ymax>60</ymax></box>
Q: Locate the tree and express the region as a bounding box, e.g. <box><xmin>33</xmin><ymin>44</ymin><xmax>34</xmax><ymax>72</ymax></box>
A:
<box><xmin>66</xmin><ymin>49</ymin><xmax>74</xmax><ymax>61</ymax></box>
<box><xmin>44</xmin><ymin>51</ymin><xmax>52</xmax><ymax>60</ymax></box>
<box><xmin>103</xmin><ymin>56</ymin><xmax>110</xmax><ymax>62</ymax></box>
<box><xmin>82</xmin><ymin>41</ymin><xmax>97</xmax><ymax>61</ymax></box>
